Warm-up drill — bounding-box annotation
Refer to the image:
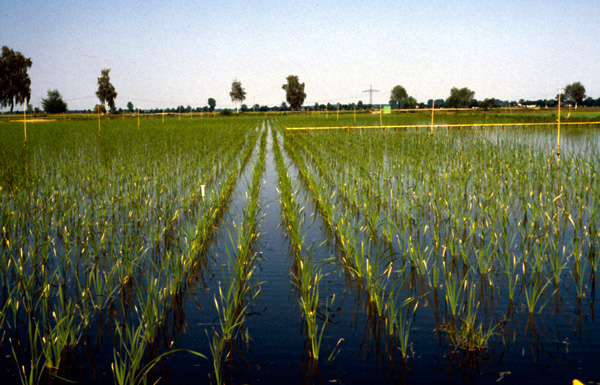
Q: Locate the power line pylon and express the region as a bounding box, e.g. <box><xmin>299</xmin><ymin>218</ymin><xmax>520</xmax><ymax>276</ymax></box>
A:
<box><xmin>363</xmin><ymin>85</ymin><xmax>380</xmax><ymax>108</ymax></box>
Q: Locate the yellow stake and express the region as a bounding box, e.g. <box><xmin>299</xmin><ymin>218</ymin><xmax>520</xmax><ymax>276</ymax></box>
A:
<box><xmin>431</xmin><ymin>99</ymin><xmax>435</xmax><ymax>131</ymax></box>
<box><xmin>137</xmin><ymin>107</ymin><xmax>140</xmax><ymax>129</ymax></box>
<box><xmin>336</xmin><ymin>103</ymin><xmax>339</xmax><ymax>121</ymax></box>
<box><xmin>379</xmin><ymin>104</ymin><xmax>382</xmax><ymax>126</ymax></box>
<box><xmin>353</xmin><ymin>103</ymin><xmax>356</xmax><ymax>123</ymax></box>
<box><xmin>23</xmin><ymin>98</ymin><xmax>27</xmax><ymax>142</ymax></box>
<box><xmin>557</xmin><ymin>87</ymin><xmax>561</xmax><ymax>157</ymax></box>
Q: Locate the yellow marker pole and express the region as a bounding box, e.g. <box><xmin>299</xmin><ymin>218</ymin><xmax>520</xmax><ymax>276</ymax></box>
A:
<box><xmin>379</xmin><ymin>104</ymin><xmax>382</xmax><ymax>126</ymax></box>
<box><xmin>431</xmin><ymin>99</ymin><xmax>435</xmax><ymax>131</ymax></box>
<box><xmin>336</xmin><ymin>103</ymin><xmax>339</xmax><ymax>121</ymax></box>
<box><xmin>557</xmin><ymin>88</ymin><xmax>561</xmax><ymax>157</ymax></box>
<box><xmin>353</xmin><ymin>103</ymin><xmax>356</xmax><ymax>123</ymax></box>
<box><xmin>137</xmin><ymin>108</ymin><xmax>140</xmax><ymax>129</ymax></box>
<box><xmin>24</xmin><ymin>98</ymin><xmax>27</xmax><ymax>142</ymax></box>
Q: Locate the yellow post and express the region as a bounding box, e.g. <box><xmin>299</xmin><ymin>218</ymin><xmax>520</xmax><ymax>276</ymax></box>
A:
<box><xmin>336</xmin><ymin>103</ymin><xmax>339</xmax><ymax>121</ymax></box>
<box><xmin>431</xmin><ymin>99</ymin><xmax>435</xmax><ymax>131</ymax></box>
<box><xmin>353</xmin><ymin>103</ymin><xmax>356</xmax><ymax>123</ymax></box>
<box><xmin>557</xmin><ymin>88</ymin><xmax>561</xmax><ymax>157</ymax></box>
<box><xmin>23</xmin><ymin>98</ymin><xmax>27</xmax><ymax>142</ymax></box>
<box><xmin>137</xmin><ymin>108</ymin><xmax>140</xmax><ymax>129</ymax></box>
<box><xmin>379</xmin><ymin>104</ymin><xmax>382</xmax><ymax>126</ymax></box>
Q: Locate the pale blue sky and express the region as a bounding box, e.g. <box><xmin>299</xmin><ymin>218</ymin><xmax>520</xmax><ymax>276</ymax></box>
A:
<box><xmin>2</xmin><ymin>0</ymin><xmax>599</xmax><ymax>110</ymax></box>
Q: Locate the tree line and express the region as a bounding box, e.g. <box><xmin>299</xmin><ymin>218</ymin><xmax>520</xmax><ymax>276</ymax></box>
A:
<box><xmin>2</xmin><ymin>45</ymin><xmax>598</xmax><ymax>115</ymax></box>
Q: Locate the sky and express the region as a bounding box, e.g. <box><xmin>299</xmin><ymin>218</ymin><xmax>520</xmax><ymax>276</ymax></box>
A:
<box><xmin>2</xmin><ymin>0</ymin><xmax>599</xmax><ymax>111</ymax></box>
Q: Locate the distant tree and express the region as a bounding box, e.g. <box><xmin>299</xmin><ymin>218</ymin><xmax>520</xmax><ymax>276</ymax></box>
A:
<box><xmin>220</xmin><ymin>108</ymin><xmax>232</xmax><ymax>116</ymax></box>
<box><xmin>229</xmin><ymin>79</ymin><xmax>246</xmax><ymax>112</ymax></box>
<box><xmin>0</xmin><ymin>46</ymin><xmax>32</xmax><ymax>114</ymax></box>
<box><xmin>357</xmin><ymin>100</ymin><xmax>365</xmax><ymax>110</ymax></box>
<box><xmin>564</xmin><ymin>82</ymin><xmax>586</xmax><ymax>107</ymax></box>
<box><xmin>280</xmin><ymin>101</ymin><xmax>289</xmax><ymax>111</ymax></box>
<box><xmin>389</xmin><ymin>85</ymin><xmax>408</xmax><ymax>108</ymax></box>
<box><xmin>127</xmin><ymin>101</ymin><xmax>134</xmax><ymax>112</ymax></box>
<box><xmin>479</xmin><ymin>98</ymin><xmax>500</xmax><ymax>110</ymax></box>
<box><xmin>446</xmin><ymin>87</ymin><xmax>475</xmax><ymax>108</ymax></box>
<box><xmin>582</xmin><ymin>97</ymin><xmax>596</xmax><ymax>107</ymax></box>
<box><xmin>93</xmin><ymin>104</ymin><xmax>107</xmax><ymax>114</ymax></box>
<box><xmin>282</xmin><ymin>75</ymin><xmax>306</xmax><ymax>110</ymax></box>
<box><xmin>241</xmin><ymin>104</ymin><xmax>249</xmax><ymax>112</ymax></box>
<box><xmin>208</xmin><ymin>98</ymin><xmax>216</xmax><ymax>112</ymax></box>
<box><xmin>96</xmin><ymin>68</ymin><xmax>117</xmax><ymax>112</ymax></box>
<box><xmin>41</xmin><ymin>89</ymin><xmax>68</xmax><ymax>113</ymax></box>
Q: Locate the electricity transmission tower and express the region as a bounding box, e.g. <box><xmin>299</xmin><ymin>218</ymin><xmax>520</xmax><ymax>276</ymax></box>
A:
<box><xmin>363</xmin><ymin>85</ymin><xmax>380</xmax><ymax>108</ymax></box>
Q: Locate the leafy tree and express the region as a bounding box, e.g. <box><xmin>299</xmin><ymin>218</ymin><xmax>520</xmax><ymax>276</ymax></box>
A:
<box><xmin>127</xmin><ymin>101</ymin><xmax>134</xmax><ymax>112</ymax></box>
<box><xmin>389</xmin><ymin>85</ymin><xmax>408</xmax><ymax>108</ymax></box>
<box><xmin>208</xmin><ymin>98</ymin><xmax>216</xmax><ymax>112</ymax></box>
<box><xmin>93</xmin><ymin>104</ymin><xmax>107</xmax><ymax>114</ymax></box>
<box><xmin>41</xmin><ymin>89</ymin><xmax>68</xmax><ymax>113</ymax></box>
<box><xmin>282</xmin><ymin>75</ymin><xmax>306</xmax><ymax>110</ymax></box>
<box><xmin>0</xmin><ymin>46</ymin><xmax>32</xmax><ymax>113</ymax></box>
<box><xmin>96</xmin><ymin>68</ymin><xmax>117</xmax><ymax>111</ymax></box>
<box><xmin>229</xmin><ymin>81</ymin><xmax>246</xmax><ymax>102</ymax></box>
<box><xmin>446</xmin><ymin>87</ymin><xmax>475</xmax><ymax>108</ymax></box>
<box><xmin>357</xmin><ymin>100</ymin><xmax>365</xmax><ymax>110</ymax></box>
<box><xmin>241</xmin><ymin>104</ymin><xmax>249</xmax><ymax>112</ymax></box>
<box><xmin>389</xmin><ymin>86</ymin><xmax>418</xmax><ymax>109</ymax></box>
<box><xmin>229</xmin><ymin>80</ymin><xmax>246</xmax><ymax>112</ymax></box>
<box><xmin>479</xmin><ymin>98</ymin><xmax>498</xmax><ymax>110</ymax></box>
<box><xmin>564</xmin><ymin>82</ymin><xmax>586</xmax><ymax>107</ymax></box>
<box><xmin>280</xmin><ymin>101</ymin><xmax>289</xmax><ymax>111</ymax></box>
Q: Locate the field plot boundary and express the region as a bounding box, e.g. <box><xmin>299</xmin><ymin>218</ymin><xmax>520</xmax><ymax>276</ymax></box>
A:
<box><xmin>286</xmin><ymin>121</ymin><xmax>600</xmax><ymax>131</ymax></box>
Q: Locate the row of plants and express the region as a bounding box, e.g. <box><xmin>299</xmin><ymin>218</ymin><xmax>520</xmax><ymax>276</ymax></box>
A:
<box><xmin>272</xmin><ymin>127</ymin><xmax>333</xmax><ymax>371</ymax></box>
<box><xmin>209</xmin><ymin>126</ymin><xmax>268</xmax><ymax>385</ymax></box>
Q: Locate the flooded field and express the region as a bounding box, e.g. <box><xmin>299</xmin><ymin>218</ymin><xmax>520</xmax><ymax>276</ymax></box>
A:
<box><xmin>1</xmin><ymin>115</ymin><xmax>599</xmax><ymax>384</ymax></box>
